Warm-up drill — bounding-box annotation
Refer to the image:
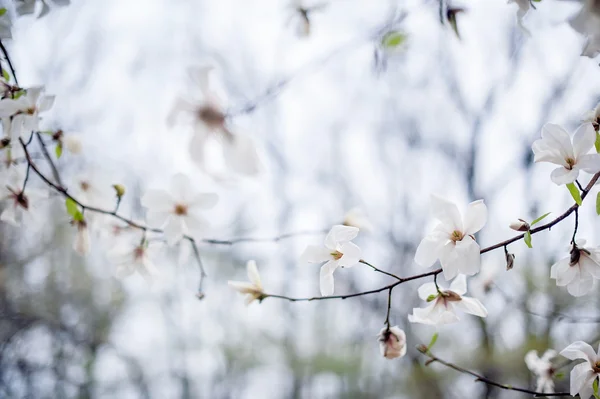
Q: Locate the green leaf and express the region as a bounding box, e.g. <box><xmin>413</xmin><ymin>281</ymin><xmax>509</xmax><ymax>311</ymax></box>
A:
<box><xmin>2</xmin><ymin>68</ymin><xmax>8</xmax><ymax>82</ymax></box>
<box><xmin>55</xmin><ymin>143</ymin><xmax>62</xmax><ymax>159</ymax></box>
<box><xmin>566</xmin><ymin>183</ymin><xmax>583</xmax><ymax>206</ymax></box>
<box><xmin>13</xmin><ymin>90</ymin><xmax>24</xmax><ymax>99</ymax></box>
<box><xmin>0</xmin><ymin>8</ymin><xmax>7</xmax><ymax>17</ymax></box>
<box><xmin>554</xmin><ymin>372</ymin><xmax>565</xmax><ymax>380</ymax></box>
<box><xmin>524</xmin><ymin>231</ymin><xmax>532</xmax><ymax>248</ymax></box>
<box><xmin>530</xmin><ymin>212</ymin><xmax>550</xmax><ymax>226</ymax></box>
<box><xmin>595</xmin><ymin>132</ymin><xmax>600</xmax><ymax>153</ymax></box>
<box><xmin>427</xmin><ymin>333</ymin><xmax>439</xmax><ymax>350</ymax></box>
<box><xmin>593</xmin><ymin>378</ymin><xmax>599</xmax><ymax>399</ymax></box>
<box><xmin>597</xmin><ymin>192</ymin><xmax>600</xmax><ymax>216</ymax></box>
<box><xmin>426</xmin><ymin>294</ymin><xmax>437</xmax><ymax>302</ymax></box>
<box><xmin>381</xmin><ymin>31</ymin><xmax>407</xmax><ymax>49</ymax></box>
<box><xmin>73</xmin><ymin>211</ymin><xmax>84</xmax><ymax>222</ymax></box>
<box><xmin>65</xmin><ymin>198</ymin><xmax>79</xmax><ymax>217</ymax></box>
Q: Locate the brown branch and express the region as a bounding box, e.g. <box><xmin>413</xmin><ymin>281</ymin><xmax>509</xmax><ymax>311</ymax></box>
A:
<box><xmin>0</xmin><ymin>39</ymin><xmax>18</xmax><ymax>86</ymax></box>
<box><xmin>35</xmin><ymin>132</ymin><xmax>64</xmax><ymax>188</ymax></box>
<box><xmin>359</xmin><ymin>259</ymin><xmax>402</xmax><ymax>280</ymax></box>
<box><xmin>418</xmin><ymin>349</ymin><xmax>570</xmax><ymax>397</ymax></box>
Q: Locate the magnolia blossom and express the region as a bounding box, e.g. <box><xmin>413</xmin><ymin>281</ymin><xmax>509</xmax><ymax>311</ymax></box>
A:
<box><xmin>414</xmin><ymin>195</ymin><xmax>487</xmax><ymax>280</ymax></box>
<box><xmin>141</xmin><ymin>173</ymin><xmax>218</xmax><ymax>245</ymax></box>
<box><xmin>0</xmin><ymin>86</ymin><xmax>54</xmax><ymax>137</ymax></box>
<box><xmin>228</xmin><ymin>260</ymin><xmax>265</xmax><ymax>305</ymax></box>
<box><xmin>408</xmin><ymin>275</ymin><xmax>487</xmax><ymax>325</ymax></box>
<box><xmin>342</xmin><ymin>207</ymin><xmax>374</xmax><ymax>232</ymax></box>
<box><xmin>525</xmin><ymin>349</ymin><xmax>557</xmax><ymax>393</ymax></box>
<box><xmin>300</xmin><ymin>225</ymin><xmax>361</xmax><ymax>296</ymax></box>
<box><xmin>72</xmin><ymin>219</ymin><xmax>90</xmax><ymax>256</ymax></box>
<box><xmin>583</xmin><ymin>102</ymin><xmax>600</xmax><ymax>131</ymax></box>
<box><xmin>377</xmin><ymin>326</ymin><xmax>407</xmax><ymax>360</ymax></box>
<box><xmin>560</xmin><ymin>341</ymin><xmax>600</xmax><ymax>399</ymax></box>
<box><xmin>550</xmin><ymin>240</ymin><xmax>600</xmax><ymax>297</ymax></box>
<box><xmin>169</xmin><ymin>65</ymin><xmax>260</xmax><ymax>176</ymax></box>
<box><xmin>108</xmin><ymin>240</ymin><xmax>161</xmax><ymax>283</ymax></box>
<box><xmin>0</xmin><ymin>167</ymin><xmax>46</xmax><ymax>226</ymax></box>
<box><xmin>532</xmin><ymin>123</ymin><xmax>600</xmax><ymax>185</ymax></box>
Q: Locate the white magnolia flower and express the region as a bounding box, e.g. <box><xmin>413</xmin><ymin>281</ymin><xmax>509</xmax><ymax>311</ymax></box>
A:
<box><xmin>343</xmin><ymin>207</ymin><xmax>374</xmax><ymax>232</ymax></box>
<box><xmin>532</xmin><ymin>123</ymin><xmax>600</xmax><ymax>185</ymax></box>
<box><xmin>408</xmin><ymin>275</ymin><xmax>487</xmax><ymax>325</ymax></box>
<box><xmin>0</xmin><ymin>87</ymin><xmax>54</xmax><ymax>137</ymax></box>
<box><xmin>72</xmin><ymin>219</ymin><xmax>90</xmax><ymax>256</ymax></box>
<box><xmin>63</xmin><ymin>135</ymin><xmax>82</xmax><ymax>154</ymax></box>
<box><xmin>141</xmin><ymin>173</ymin><xmax>218</xmax><ymax>245</ymax></box>
<box><xmin>228</xmin><ymin>260</ymin><xmax>265</xmax><ymax>305</ymax></box>
<box><xmin>525</xmin><ymin>349</ymin><xmax>557</xmax><ymax>393</ymax></box>
<box><xmin>108</xmin><ymin>240</ymin><xmax>161</xmax><ymax>283</ymax></box>
<box><xmin>300</xmin><ymin>225</ymin><xmax>362</xmax><ymax>296</ymax></box>
<box><xmin>0</xmin><ymin>167</ymin><xmax>46</xmax><ymax>226</ymax></box>
<box><xmin>414</xmin><ymin>195</ymin><xmax>487</xmax><ymax>280</ymax></box>
<box><xmin>550</xmin><ymin>240</ymin><xmax>600</xmax><ymax>297</ymax></box>
<box><xmin>377</xmin><ymin>326</ymin><xmax>407</xmax><ymax>360</ymax></box>
<box><xmin>583</xmin><ymin>102</ymin><xmax>600</xmax><ymax>131</ymax></box>
<box><xmin>169</xmin><ymin>65</ymin><xmax>260</xmax><ymax>176</ymax></box>
<box><xmin>560</xmin><ymin>341</ymin><xmax>600</xmax><ymax>399</ymax></box>
<box><xmin>15</xmin><ymin>0</ymin><xmax>70</xmax><ymax>17</ymax></box>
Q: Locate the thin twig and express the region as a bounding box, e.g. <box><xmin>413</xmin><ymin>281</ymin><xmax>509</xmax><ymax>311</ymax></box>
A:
<box><xmin>35</xmin><ymin>132</ymin><xmax>64</xmax><ymax>188</ymax></box>
<box><xmin>384</xmin><ymin>288</ymin><xmax>393</xmax><ymax>327</ymax></box>
<box><xmin>359</xmin><ymin>259</ymin><xmax>402</xmax><ymax>280</ymax></box>
<box><xmin>418</xmin><ymin>349</ymin><xmax>570</xmax><ymax>397</ymax></box>
<box><xmin>0</xmin><ymin>40</ymin><xmax>18</xmax><ymax>86</ymax></box>
<box><xmin>571</xmin><ymin>207</ymin><xmax>579</xmax><ymax>244</ymax></box>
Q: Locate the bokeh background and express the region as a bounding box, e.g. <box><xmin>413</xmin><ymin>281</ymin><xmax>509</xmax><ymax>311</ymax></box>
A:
<box><xmin>1</xmin><ymin>0</ymin><xmax>600</xmax><ymax>397</ymax></box>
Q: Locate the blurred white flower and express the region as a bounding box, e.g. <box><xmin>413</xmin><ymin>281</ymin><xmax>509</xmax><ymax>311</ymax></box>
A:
<box><xmin>550</xmin><ymin>240</ymin><xmax>600</xmax><ymax>297</ymax></box>
<box><xmin>300</xmin><ymin>225</ymin><xmax>362</xmax><ymax>296</ymax></box>
<box><xmin>525</xmin><ymin>349</ymin><xmax>557</xmax><ymax>393</ymax></box>
<box><xmin>15</xmin><ymin>0</ymin><xmax>71</xmax><ymax>17</ymax></box>
<box><xmin>507</xmin><ymin>0</ymin><xmax>530</xmax><ymax>32</ymax></box>
<box><xmin>414</xmin><ymin>195</ymin><xmax>487</xmax><ymax>280</ymax></box>
<box><xmin>583</xmin><ymin>102</ymin><xmax>600</xmax><ymax>131</ymax></box>
<box><xmin>342</xmin><ymin>207</ymin><xmax>374</xmax><ymax>232</ymax></box>
<box><xmin>108</xmin><ymin>240</ymin><xmax>161</xmax><ymax>283</ymax></box>
<box><xmin>0</xmin><ymin>167</ymin><xmax>46</xmax><ymax>226</ymax></box>
<box><xmin>72</xmin><ymin>219</ymin><xmax>90</xmax><ymax>256</ymax></box>
<box><xmin>582</xmin><ymin>34</ymin><xmax>600</xmax><ymax>58</ymax></box>
<box><xmin>228</xmin><ymin>260</ymin><xmax>265</xmax><ymax>305</ymax></box>
<box><xmin>141</xmin><ymin>173</ymin><xmax>218</xmax><ymax>245</ymax></box>
<box><xmin>169</xmin><ymin>65</ymin><xmax>260</xmax><ymax>176</ymax></box>
<box><xmin>0</xmin><ymin>87</ymin><xmax>54</xmax><ymax>137</ymax></box>
<box><xmin>532</xmin><ymin>123</ymin><xmax>600</xmax><ymax>185</ymax></box>
<box><xmin>560</xmin><ymin>341</ymin><xmax>600</xmax><ymax>399</ymax></box>
<box><xmin>408</xmin><ymin>275</ymin><xmax>487</xmax><ymax>325</ymax></box>
<box><xmin>377</xmin><ymin>326</ymin><xmax>406</xmax><ymax>360</ymax></box>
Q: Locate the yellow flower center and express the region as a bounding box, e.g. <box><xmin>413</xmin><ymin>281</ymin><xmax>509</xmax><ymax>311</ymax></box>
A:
<box><xmin>26</xmin><ymin>107</ymin><xmax>36</xmax><ymax>115</ymax></box>
<box><xmin>174</xmin><ymin>203</ymin><xmax>188</xmax><ymax>216</ymax></box>
<box><xmin>330</xmin><ymin>251</ymin><xmax>343</xmax><ymax>260</ymax></box>
<box><xmin>565</xmin><ymin>157</ymin><xmax>576</xmax><ymax>170</ymax></box>
<box><xmin>450</xmin><ymin>230</ymin><xmax>463</xmax><ymax>242</ymax></box>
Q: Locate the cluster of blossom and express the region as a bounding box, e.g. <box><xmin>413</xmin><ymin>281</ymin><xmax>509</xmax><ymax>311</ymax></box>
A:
<box><xmin>510</xmin><ymin>0</ymin><xmax>600</xmax><ymax>57</ymax></box>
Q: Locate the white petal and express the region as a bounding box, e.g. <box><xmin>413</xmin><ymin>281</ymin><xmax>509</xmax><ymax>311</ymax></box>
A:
<box><xmin>408</xmin><ymin>302</ymin><xmax>439</xmax><ymax>325</ymax></box>
<box><xmin>580</xmin><ymin>254</ymin><xmax>600</xmax><ymax>280</ymax></box>
<box><xmin>189</xmin><ymin>130</ymin><xmax>208</xmax><ymax>166</ymax></box>
<box><xmin>163</xmin><ymin>217</ymin><xmax>185</xmax><ymax>245</ymax></box>
<box><xmin>319</xmin><ymin>260</ymin><xmax>338</xmax><ymax>296</ymax></box>
<box><xmin>37</xmin><ymin>95</ymin><xmax>55</xmax><ymax>112</ymax></box>
<box><xmin>141</xmin><ymin>190</ymin><xmax>173</xmax><ymax>212</ymax></box>
<box><xmin>576</xmin><ymin>154</ymin><xmax>600</xmax><ymax>174</ymax></box>
<box><xmin>224</xmin><ymin>134</ymin><xmax>261</xmax><ymax>176</ymax></box>
<box><xmin>455</xmin><ymin>296</ymin><xmax>488</xmax><ymax>317</ymax></box>
<box><xmin>449</xmin><ymin>274</ymin><xmax>467</xmax><ymax>295</ymax></box>
<box><xmin>188</xmin><ymin>65</ymin><xmax>214</xmax><ymax>93</ymax></box>
<box><xmin>0</xmin><ymin>99</ymin><xmax>24</xmax><ymax>117</ymax></box>
<box><xmin>532</xmin><ymin>140</ymin><xmax>565</xmax><ymax>165</ymax></box>
<box><xmin>570</xmin><ymin>363</ymin><xmax>595</xmax><ymax>397</ymax></box>
<box><xmin>170</xmin><ymin>173</ymin><xmax>191</xmax><ymax>202</ymax></box>
<box><xmin>540</xmin><ymin>349</ymin><xmax>557</xmax><ymax>362</ymax></box>
<box><xmin>567</xmin><ymin>276</ymin><xmax>594</xmax><ymax>297</ymax></box>
<box><xmin>550</xmin><ymin>166</ymin><xmax>579</xmax><ymax>185</ymax></box>
<box><xmin>246</xmin><ymin>260</ymin><xmax>262</xmax><ymax>289</ymax></box>
<box><xmin>417</xmin><ymin>282</ymin><xmax>438</xmax><ymax>301</ymax></box>
<box><xmin>525</xmin><ymin>350</ymin><xmax>541</xmax><ymax>372</ymax></box>
<box><xmin>561</xmin><ymin>341</ymin><xmax>597</xmax><ymax>362</ymax></box>
<box><xmin>146</xmin><ymin>210</ymin><xmax>170</xmax><ymax>229</ymax></box>
<box><xmin>541</xmin><ymin>123</ymin><xmax>574</xmax><ymax>160</ymax></box>
<box><xmin>455</xmin><ymin>236</ymin><xmax>481</xmax><ymax>276</ymax></box>
<box><xmin>573</xmin><ymin>123</ymin><xmax>596</xmax><ymax>158</ymax></box>
<box><xmin>439</xmin><ymin>242</ymin><xmax>460</xmax><ymax>280</ymax></box>
<box><xmin>300</xmin><ymin>245</ymin><xmax>332</xmax><ymax>264</ymax></box>
<box><xmin>324</xmin><ymin>225</ymin><xmax>359</xmax><ymax>248</ymax></box>
<box><xmin>0</xmin><ymin>206</ymin><xmax>19</xmax><ymax>226</ymax></box>
<box><xmin>189</xmin><ymin>192</ymin><xmax>218</xmax><ymax>209</ymax></box>
<box><xmin>228</xmin><ymin>281</ymin><xmax>257</xmax><ymax>294</ymax></box>
<box><xmin>414</xmin><ymin>234</ymin><xmax>444</xmax><ymax>268</ymax></box>
<box><xmin>430</xmin><ymin>194</ymin><xmax>462</xmax><ymax>231</ymax></box>
<box><xmin>463</xmin><ymin>199</ymin><xmax>487</xmax><ymax>234</ymax></box>
<box><xmin>338</xmin><ymin>242</ymin><xmax>361</xmax><ymax>267</ymax></box>
<box><xmin>73</xmin><ymin>226</ymin><xmax>91</xmax><ymax>256</ymax></box>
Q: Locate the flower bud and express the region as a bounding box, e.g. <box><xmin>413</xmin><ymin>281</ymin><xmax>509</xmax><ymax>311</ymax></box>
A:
<box><xmin>378</xmin><ymin>326</ymin><xmax>407</xmax><ymax>360</ymax></box>
<box><xmin>73</xmin><ymin>219</ymin><xmax>90</xmax><ymax>256</ymax></box>
<box><xmin>505</xmin><ymin>252</ymin><xmax>515</xmax><ymax>271</ymax></box>
<box><xmin>0</xmin><ymin>137</ymin><xmax>10</xmax><ymax>149</ymax></box>
<box><xmin>112</xmin><ymin>184</ymin><xmax>126</xmax><ymax>198</ymax></box>
<box><xmin>509</xmin><ymin>219</ymin><xmax>530</xmax><ymax>232</ymax></box>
